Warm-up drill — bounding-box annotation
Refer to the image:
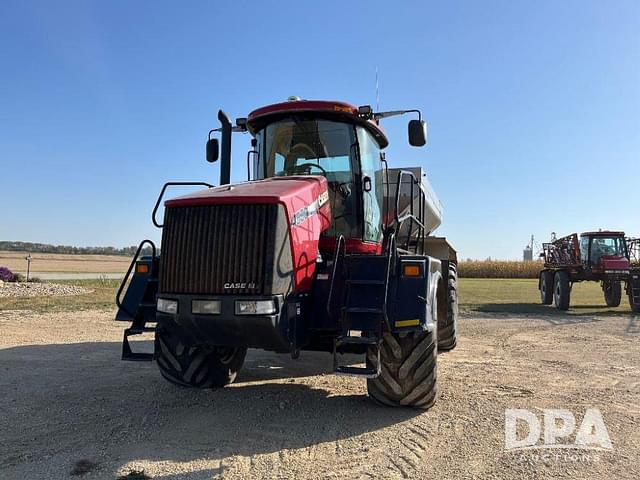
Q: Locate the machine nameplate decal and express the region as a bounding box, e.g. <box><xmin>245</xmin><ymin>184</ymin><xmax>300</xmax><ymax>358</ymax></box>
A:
<box><xmin>291</xmin><ymin>190</ymin><xmax>329</xmax><ymax>227</ymax></box>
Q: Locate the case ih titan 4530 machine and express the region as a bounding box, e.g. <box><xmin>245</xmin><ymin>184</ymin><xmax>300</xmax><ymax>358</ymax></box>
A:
<box><xmin>116</xmin><ymin>98</ymin><xmax>458</xmax><ymax>408</ymax></box>
<box><xmin>539</xmin><ymin>231</ymin><xmax>640</xmax><ymax>312</ymax></box>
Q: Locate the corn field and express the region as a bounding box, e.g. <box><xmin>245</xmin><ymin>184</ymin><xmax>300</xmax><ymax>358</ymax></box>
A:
<box><xmin>457</xmin><ymin>261</ymin><xmax>543</xmax><ymax>279</ymax></box>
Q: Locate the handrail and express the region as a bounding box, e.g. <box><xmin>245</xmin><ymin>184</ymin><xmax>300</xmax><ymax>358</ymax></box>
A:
<box><xmin>326</xmin><ymin>235</ymin><xmax>346</xmax><ymax>318</ymax></box>
<box><xmin>152</xmin><ymin>181</ymin><xmax>214</xmax><ymax>228</ymax></box>
<box><xmin>627</xmin><ymin>237</ymin><xmax>640</xmax><ymax>267</ymax></box>
<box><xmin>381</xmin><ymin>232</ymin><xmax>396</xmax><ymax>328</ymax></box>
<box><xmin>393</xmin><ymin>170</ymin><xmax>427</xmax><ymax>254</ymax></box>
<box><xmin>116</xmin><ymin>239</ymin><xmax>157</xmax><ymax>317</ymax></box>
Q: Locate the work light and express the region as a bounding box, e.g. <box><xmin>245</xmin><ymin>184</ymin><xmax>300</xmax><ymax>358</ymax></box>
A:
<box><xmin>157</xmin><ymin>298</ymin><xmax>178</xmax><ymax>314</ymax></box>
<box><xmin>235</xmin><ymin>300</ymin><xmax>276</xmax><ymax>315</ymax></box>
<box><xmin>192</xmin><ymin>300</ymin><xmax>222</xmax><ymax>315</ymax></box>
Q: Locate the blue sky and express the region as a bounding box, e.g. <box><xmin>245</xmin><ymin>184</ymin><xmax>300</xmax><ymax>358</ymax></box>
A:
<box><xmin>1</xmin><ymin>0</ymin><xmax>638</xmax><ymax>259</ymax></box>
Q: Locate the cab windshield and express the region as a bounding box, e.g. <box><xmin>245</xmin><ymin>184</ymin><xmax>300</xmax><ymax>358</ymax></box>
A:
<box><xmin>256</xmin><ymin>117</ymin><xmax>360</xmax><ymax>238</ymax></box>
<box><xmin>590</xmin><ymin>236</ymin><xmax>627</xmax><ymax>263</ymax></box>
<box><xmin>259</xmin><ymin>117</ymin><xmax>355</xmax><ymax>178</ymax></box>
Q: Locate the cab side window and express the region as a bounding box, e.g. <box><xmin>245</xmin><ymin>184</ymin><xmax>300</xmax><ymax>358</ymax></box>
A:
<box><xmin>357</xmin><ymin>127</ymin><xmax>383</xmax><ymax>243</ymax></box>
<box><xmin>580</xmin><ymin>237</ymin><xmax>589</xmax><ymax>264</ymax></box>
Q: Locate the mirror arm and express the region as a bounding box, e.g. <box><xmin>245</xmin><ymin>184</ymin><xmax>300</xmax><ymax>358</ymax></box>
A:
<box><xmin>209</xmin><ymin>125</ymin><xmax>246</xmax><ymax>138</ymax></box>
<box><xmin>373</xmin><ymin>109</ymin><xmax>421</xmax><ymax>121</ymax></box>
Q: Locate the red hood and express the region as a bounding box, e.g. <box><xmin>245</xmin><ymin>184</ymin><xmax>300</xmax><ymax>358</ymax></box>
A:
<box><xmin>164</xmin><ymin>177</ymin><xmax>332</xmax><ymax>292</ymax></box>
<box><xmin>166</xmin><ymin>176</ymin><xmax>326</xmax><ymax>207</ymax></box>
<box><xmin>600</xmin><ymin>256</ymin><xmax>630</xmax><ymax>270</ymax></box>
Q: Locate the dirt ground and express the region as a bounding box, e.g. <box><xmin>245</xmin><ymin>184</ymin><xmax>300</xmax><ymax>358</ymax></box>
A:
<box><xmin>0</xmin><ymin>309</ymin><xmax>639</xmax><ymax>480</ymax></box>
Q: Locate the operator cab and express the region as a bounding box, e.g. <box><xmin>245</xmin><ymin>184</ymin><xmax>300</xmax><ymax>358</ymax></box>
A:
<box><xmin>580</xmin><ymin>231</ymin><xmax>629</xmax><ymax>270</ymax></box>
<box><xmin>249</xmin><ymin>101</ymin><xmax>389</xmax><ymax>250</ymax></box>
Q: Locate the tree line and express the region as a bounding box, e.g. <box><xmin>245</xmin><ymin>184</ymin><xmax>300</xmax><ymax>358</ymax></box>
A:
<box><xmin>0</xmin><ymin>241</ymin><xmax>155</xmax><ymax>256</ymax></box>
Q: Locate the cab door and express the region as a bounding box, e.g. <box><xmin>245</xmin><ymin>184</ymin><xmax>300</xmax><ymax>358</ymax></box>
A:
<box><xmin>357</xmin><ymin>127</ymin><xmax>383</xmax><ymax>244</ymax></box>
<box><xmin>580</xmin><ymin>236</ymin><xmax>590</xmax><ymax>266</ymax></box>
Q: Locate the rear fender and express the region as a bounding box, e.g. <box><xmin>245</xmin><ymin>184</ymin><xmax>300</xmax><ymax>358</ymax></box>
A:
<box><xmin>422</xmin><ymin>237</ymin><xmax>457</xmax><ymax>263</ymax></box>
<box><xmin>426</xmin><ymin>265</ymin><xmax>442</xmax><ymax>333</ymax></box>
<box><xmin>388</xmin><ymin>256</ymin><xmax>441</xmax><ymax>334</ymax></box>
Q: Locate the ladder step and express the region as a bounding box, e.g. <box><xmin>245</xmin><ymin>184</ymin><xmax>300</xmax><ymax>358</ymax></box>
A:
<box><xmin>345</xmin><ymin>307</ymin><xmax>383</xmax><ymax>315</ymax></box>
<box><xmin>346</xmin><ymin>279</ymin><xmax>386</xmax><ymax>286</ymax></box>
<box><xmin>123</xmin><ymin>351</ymin><xmax>154</xmax><ymax>362</ymax></box>
<box><xmin>128</xmin><ymin>326</ymin><xmax>156</xmax><ymax>335</ymax></box>
<box><xmin>333</xmin><ymin>338</ymin><xmax>381</xmax><ymax>378</ymax></box>
<box><xmin>122</xmin><ymin>327</ymin><xmax>155</xmax><ymax>362</ymax></box>
<box><xmin>337</xmin><ymin>335</ymin><xmax>379</xmax><ymax>346</ymax></box>
<box><xmin>335</xmin><ymin>365</ymin><xmax>380</xmax><ymax>378</ymax></box>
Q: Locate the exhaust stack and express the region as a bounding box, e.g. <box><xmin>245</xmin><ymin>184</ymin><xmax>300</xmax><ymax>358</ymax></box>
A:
<box><xmin>218</xmin><ymin>110</ymin><xmax>232</xmax><ymax>185</ymax></box>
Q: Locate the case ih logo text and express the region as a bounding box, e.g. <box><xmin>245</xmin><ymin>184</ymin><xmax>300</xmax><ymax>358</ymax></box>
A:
<box><xmin>505</xmin><ymin>409</ymin><xmax>613</xmax><ymax>451</ymax></box>
<box><xmin>224</xmin><ymin>282</ymin><xmax>257</xmax><ymax>289</ymax></box>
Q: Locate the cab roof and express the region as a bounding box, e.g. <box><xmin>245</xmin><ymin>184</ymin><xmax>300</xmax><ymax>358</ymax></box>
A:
<box><xmin>581</xmin><ymin>231</ymin><xmax>626</xmax><ymax>237</ymax></box>
<box><xmin>247</xmin><ymin>99</ymin><xmax>389</xmax><ymax>148</ymax></box>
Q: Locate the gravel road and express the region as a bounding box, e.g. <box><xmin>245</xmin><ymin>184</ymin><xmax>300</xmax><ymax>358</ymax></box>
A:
<box><xmin>0</xmin><ymin>282</ymin><xmax>92</xmax><ymax>298</ymax></box>
<box><xmin>28</xmin><ymin>273</ymin><xmax>124</xmax><ymax>281</ymax></box>
<box><xmin>0</xmin><ymin>309</ymin><xmax>638</xmax><ymax>479</ymax></box>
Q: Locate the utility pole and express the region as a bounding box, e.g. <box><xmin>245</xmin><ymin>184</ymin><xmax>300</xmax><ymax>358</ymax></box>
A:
<box><xmin>25</xmin><ymin>254</ymin><xmax>32</xmax><ymax>282</ymax></box>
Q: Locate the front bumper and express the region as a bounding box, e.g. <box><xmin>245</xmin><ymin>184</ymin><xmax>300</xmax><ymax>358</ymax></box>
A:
<box><xmin>155</xmin><ymin>294</ymin><xmax>296</xmax><ymax>352</ymax></box>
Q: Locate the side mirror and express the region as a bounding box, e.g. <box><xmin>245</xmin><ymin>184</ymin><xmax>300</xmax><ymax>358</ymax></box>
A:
<box><xmin>363</xmin><ymin>176</ymin><xmax>372</xmax><ymax>192</ymax></box>
<box><xmin>408</xmin><ymin>119</ymin><xmax>427</xmax><ymax>147</ymax></box>
<box><xmin>206</xmin><ymin>138</ymin><xmax>219</xmax><ymax>162</ymax></box>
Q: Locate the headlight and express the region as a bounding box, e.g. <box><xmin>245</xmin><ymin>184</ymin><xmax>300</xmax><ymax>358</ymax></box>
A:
<box><xmin>157</xmin><ymin>298</ymin><xmax>178</xmax><ymax>314</ymax></box>
<box><xmin>192</xmin><ymin>300</ymin><xmax>221</xmax><ymax>315</ymax></box>
<box><xmin>235</xmin><ymin>300</ymin><xmax>276</xmax><ymax>315</ymax></box>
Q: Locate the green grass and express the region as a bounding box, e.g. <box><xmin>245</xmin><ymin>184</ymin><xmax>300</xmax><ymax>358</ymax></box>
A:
<box><xmin>0</xmin><ymin>277</ymin><xmax>633</xmax><ymax>317</ymax></box>
<box><xmin>458</xmin><ymin>278</ymin><xmax>633</xmax><ymax>316</ymax></box>
<box><xmin>0</xmin><ymin>279</ymin><xmax>120</xmax><ymax>313</ymax></box>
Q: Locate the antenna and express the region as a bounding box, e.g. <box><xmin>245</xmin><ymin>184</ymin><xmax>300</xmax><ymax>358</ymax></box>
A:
<box><xmin>375</xmin><ymin>67</ymin><xmax>380</xmax><ymax>112</ymax></box>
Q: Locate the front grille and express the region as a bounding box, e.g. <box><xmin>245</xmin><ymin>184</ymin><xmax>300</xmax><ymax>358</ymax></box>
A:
<box><xmin>160</xmin><ymin>204</ymin><xmax>282</xmax><ymax>295</ymax></box>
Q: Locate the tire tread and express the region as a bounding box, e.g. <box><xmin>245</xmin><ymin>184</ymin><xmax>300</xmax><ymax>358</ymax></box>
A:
<box><xmin>438</xmin><ymin>263</ymin><xmax>458</xmax><ymax>351</ymax></box>
<box><xmin>155</xmin><ymin>326</ymin><xmax>246</xmax><ymax>389</ymax></box>
<box><xmin>367</xmin><ymin>330</ymin><xmax>438</xmax><ymax>409</ymax></box>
